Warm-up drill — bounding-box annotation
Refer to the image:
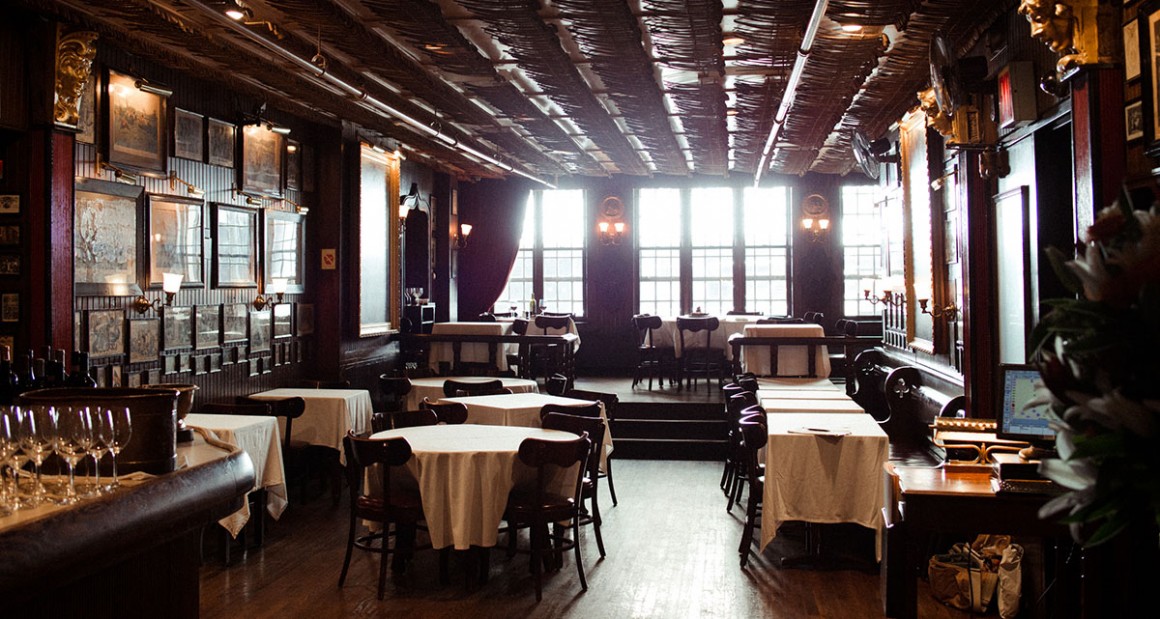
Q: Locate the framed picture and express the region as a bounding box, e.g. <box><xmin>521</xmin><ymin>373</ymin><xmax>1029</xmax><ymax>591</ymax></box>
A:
<box><xmin>241</xmin><ymin>124</ymin><xmax>283</xmax><ymax>197</ymax></box>
<box><xmin>106</xmin><ymin>70</ymin><xmax>168</xmax><ymax>173</ymax></box>
<box><xmin>1127</xmin><ymin>100</ymin><xmax>1145</xmax><ymax>142</ymax></box>
<box><xmin>286</xmin><ymin>139</ymin><xmax>301</xmax><ymax>190</ymax></box>
<box><xmin>297</xmin><ymin>303</ymin><xmax>314</xmax><ymax>336</ymax></box>
<box><xmin>0</xmin><ymin>255</ymin><xmax>18</xmax><ymax>276</ymax></box>
<box><xmin>173</xmin><ymin>108</ymin><xmax>204</xmax><ymax>161</ymax></box>
<box><xmin>77</xmin><ymin>73</ymin><xmax>96</xmax><ymax>144</ymax></box>
<box><xmin>273</xmin><ymin>303</ymin><xmax>292</xmax><ymax>338</ymax></box>
<box><xmin>1127</xmin><ymin>20</ymin><xmax>1142</xmax><ymax>82</ymax></box>
<box><xmin>212</xmin><ymin>203</ymin><xmax>258</xmax><ymax>288</ymax></box>
<box><xmin>163</xmin><ymin>305</ymin><xmax>192</xmax><ymax>350</ymax></box>
<box><xmin>148</xmin><ymin>194</ymin><xmax>204</xmax><ymax>287</ymax></box>
<box><xmin>1141</xmin><ymin>2</ymin><xmax>1160</xmax><ymax>157</ymax></box>
<box><xmin>0</xmin><ymin>225</ymin><xmax>19</xmax><ymax>246</ymax></box>
<box><xmin>87</xmin><ymin>309</ymin><xmax>125</xmax><ymax>358</ymax></box>
<box><xmin>195</xmin><ymin>304</ymin><xmax>221</xmax><ymax>350</ymax></box>
<box><xmin>0</xmin><ymin>195</ymin><xmax>19</xmax><ymax>215</ymax></box>
<box><xmin>207</xmin><ymin>118</ymin><xmax>236</xmax><ymax>168</ymax></box>
<box><xmin>264</xmin><ymin>209</ymin><xmax>305</xmax><ymax>293</ymax></box>
<box><xmin>250</xmin><ymin>309</ymin><xmax>271</xmax><ymax>353</ymax></box>
<box><xmin>74</xmin><ymin>178</ymin><xmax>144</xmax><ymax>296</ymax></box>
<box><xmin>222</xmin><ymin>303</ymin><xmax>249</xmax><ymax>344</ymax></box>
<box><xmin>1</xmin><ymin>293</ymin><xmax>18</xmax><ymax>323</ymax></box>
<box><xmin>128</xmin><ymin>318</ymin><xmax>160</xmax><ymax>364</ymax></box>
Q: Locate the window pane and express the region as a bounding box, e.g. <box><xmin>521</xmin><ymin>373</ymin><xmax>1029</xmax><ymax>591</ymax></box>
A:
<box><xmin>743</xmin><ymin>186</ymin><xmax>790</xmax><ymax>315</ymax></box>
<box><xmin>638</xmin><ymin>188</ymin><xmax>681</xmax><ymax>248</ymax></box>
<box><xmin>841</xmin><ymin>186</ymin><xmax>884</xmax><ymax>316</ymax></box>
<box><xmin>690</xmin><ymin>187</ymin><xmax>733</xmax><ymax>247</ymax></box>
<box><xmin>542</xmin><ymin>189</ymin><xmax>585</xmax><ymax>249</ymax></box>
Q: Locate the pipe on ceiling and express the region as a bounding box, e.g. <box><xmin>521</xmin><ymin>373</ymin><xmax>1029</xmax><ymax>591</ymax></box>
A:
<box><xmin>754</xmin><ymin>0</ymin><xmax>829</xmax><ymax>184</ymax></box>
<box><xmin>182</xmin><ymin>0</ymin><xmax>555</xmax><ymax>188</ymax></box>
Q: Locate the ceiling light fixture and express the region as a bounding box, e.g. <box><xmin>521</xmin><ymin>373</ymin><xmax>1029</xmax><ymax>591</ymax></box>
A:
<box><xmin>723</xmin><ymin>34</ymin><xmax>744</xmax><ymax>47</ymax></box>
<box><xmin>840</xmin><ymin>24</ymin><xmax>863</xmax><ymax>33</ymax></box>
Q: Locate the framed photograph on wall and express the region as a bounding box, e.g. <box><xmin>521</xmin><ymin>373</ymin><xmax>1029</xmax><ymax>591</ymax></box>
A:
<box><xmin>105</xmin><ymin>70</ymin><xmax>168</xmax><ymax>173</ymax></box>
<box><xmin>128</xmin><ymin>318</ymin><xmax>160</xmax><ymax>364</ymax></box>
<box><xmin>173</xmin><ymin>108</ymin><xmax>204</xmax><ymax>161</ymax></box>
<box><xmin>1127</xmin><ymin>100</ymin><xmax>1145</xmax><ymax>142</ymax></box>
<box><xmin>1127</xmin><ymin>20</ymin><xmax>1142</xmax><ymax>82</ymax></box>
<box><xmin>74</xmin><ymin>178</ymin><xmax>144</xmax><ymax>296</ymax></box>
<box><xmin>0</xmin><ymin>225</ymin><xmax>20</xmax><ymax>246</ymax></box>
<box><xmin>273</xmin><ymin>303</ymin><xmax>292</xmax><ymax>339</ymax></box>
<box><xmin>0</xmin><ymin>195</ymin><xmax>19</xmax><ymax>215</ymax></box>
<box><xmin>147</xmin><ymin>194</ymin><xmax>204</xmax><ymax>287</ymax></box>
<box><xmin>1</xmin><ymin>293</ymin><xmax>18</xmax><ymax>323</ymax></box>
<box><xmin>195</xmin><ymin>304</ymin><xmax>221</xmax><ymax>350</ymax></box>
<box><xmin>1140</xmin><ymin>1</ymin><xmax>1160</xmax><ymax>157</ymax></box>
<box><xmin>222</xmin><ymin>303</ymin><xmax>249</xmax><ymax>344</ymax></box>
<box><xmin>0</xmin><ymin>255</ymin><xmax>18</xmax><ymax>276</ymax></box>
<box><xmin>207</xmin><ymin>118</ymin><xmax>236</xmax><ymax>168</ymax></box>
<box><xmin>264</xmin><ymin>209</ymin><xmax>305</xmax><ymax>293</ymax></box>
<box><xmin>241</xmin><ymin>124</ymin><xmax>283</xmax><ymax>197</ymax></box>
<box><xmin>87</xmin><ymin>309</ymin><xmax>125</xmax><ymax>358</ymax></box>
<box><xmin>212</xmin><ymin>203</ymin><xmax>258</xmax><ymax>288</ymax></box>
<box><xmin>163</xmin><ymin>305</ymin><xmax>192</xmax><ymax>350</ymax></box>
<box><xmin>250</xmin><ymin>309</ymin><xmax>271</xmax><ymax>353</ymax></box>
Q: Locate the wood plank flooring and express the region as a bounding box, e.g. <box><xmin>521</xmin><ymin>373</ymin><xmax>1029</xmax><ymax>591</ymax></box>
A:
<box><xmin>199</xmin><ymin>459</ymin><xmax>973</xmax><ymax>618</ymax></box>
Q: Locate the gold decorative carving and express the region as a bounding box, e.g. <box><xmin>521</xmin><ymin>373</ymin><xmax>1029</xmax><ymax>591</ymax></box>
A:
<box><xmin>917</xmin><ymin>88</ymin><xmax>954</xmax><ymax>137</ymax></box>
<box><xmin>54</xmin><ymin>27</ymin><xmax>99</xmax><ymax>130</ymax></box>
<box><xmin>1018</xmin><ymin>0</ymin><xmax>1117</xmax><ymax>74</ymax></box>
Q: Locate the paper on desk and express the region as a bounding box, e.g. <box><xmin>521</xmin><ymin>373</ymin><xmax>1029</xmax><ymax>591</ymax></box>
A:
<box><xmin>786</xmin><ymin>426</ymin><xmax>850</xmax><ymax>437</ymax></box>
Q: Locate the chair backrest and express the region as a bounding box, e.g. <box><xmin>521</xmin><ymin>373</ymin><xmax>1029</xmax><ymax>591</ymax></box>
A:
<box><xmin>391</xmin><ymin>409</ymin><xmax>439</xmax><ymax>429</ymax></box>
<box><xmin>539</xmin><ymin>401</ymin><xmax>602</xmax><ymax>422</ymax></box>
<box><xmin>200</xmin><ymin>401</ymin><xmax>271</xmax><ymax>417</ymax></box>
<box><xmin>632</xmin><ymin>314</ymin><xmax>662</xmax><ymax>347</ymax></box>
<box><xmin>727</xmin><ymin>391</ymin><xmax>759</xmax><ymax>419</ymax></box>
<box><xmin>234</xmin><ymin>396</ymin><xmax>306</xmax><ymax>450</ymax></box>
<box><xmin>511</xmin><ymin>318</ymin><xmax>529</xmax><ymax>335</ymax></box>
<box><xmin>722</xmin><ymin>382</ymin><xmax>745</xmax><ymax>405</ymax></box>
<box><xmin>517</xmin><ymin>433</ymin><xmax>591</xmax><ymax>509</ymax></box>
<box><xmin>299</xmin><ymin>379</ymin><xmax>351</xmax><ymax>389</ymax></box>
<box><xmin>546</xmin><ymin>373</ymin><xmax>569</xmax><ymax>396</ymax></box>
<box><xmin>757</xmin><ymin>316</ymin><xmax>804</xmax><ymax>324</ymax></box>
<box><xmin>542</xmin><ymin>412</ymin><xmax>605</xmax><ymax>483</ymax></box>
<box><xmin>379</xmin><ymin>375</ymin><xmax>413</xmax><ymax>410</ymax></box>
<box><xmin>738</xmin><ymin>417</ymin><xmax>768</xmax><ymax>480</ymax></box>
<box><xmin>342</xmin><ymin>431</ymin><xmax>413</xmax><ymax>517</ymax></box>
<box><xmin>477</xmin><ymin>312</ymin><xmax>498</xmax><ymax>322</ymax></box>
<box><xmin>534</xmin><ymin>314</ymin><xmax>572</xmax><ymax>334</ymax></box>
<box><xmin>676</xmin><ymin>315</ymin><xmax>719</xmax><ymax>351</ymax></box>
<box><xmin>802</xmin><ymin>311</ymin><xmax>825</xmax><ymax>324</ymax></box>
<box><xmin>418</xmin><ymin>398</ymin><xmax>469</xmax><ymax>425</ymax></box>
<box><xmin>726</xmin><ymin>310</ymin><xmax>763</xmax><ymax>316</ymax></box>
<box><xmin>562</xmin><ymin>389</ymin><xmax>617</xmax><ymax>420</ymax></box>
<box><xmin>443</xmin><ymin>378</ymin><xmax>503</xmax><ymax>397</ymax></box>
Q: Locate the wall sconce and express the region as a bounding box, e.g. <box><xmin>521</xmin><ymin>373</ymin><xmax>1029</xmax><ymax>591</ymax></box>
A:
<box><xmin>913</xmin><ymin>283</ymin><xmax>959</xmax><ymax>320</ymax></box>
<box><xmin>133</xmin><ymin>273</ymin><xmax>183</xmax><ymax>314</ymax></box>
<box><xmin>598</xmin><ymin>220</ymin><xmax>626</xmax><ymax>245</ymax></box>
<box><xmin>929</xmin><ymin>165</ymin><xmax>958</xmax><ymax>191</ymax></box>
<box><xmin>169</xmin><ymin>171</ymin><xmax>204</xmax><ymax>197</ymax></box>
<box><xmin>133</xmin><ymin>77</ymin><xmax>173</xmax><ymax>97</ymax></box>
<box><xmin>98</xmin><ymin>156</ymin><xmax>138</xmax><ymax>184</ymax></box>
<box><xmin>862</xmin><ymin>276</ymin><xmax>906</xmax><ymax>307</ymax></box>
<box><xmin>454</xmin><ymin>223</ymin><xmax>472</xmax><ymax>249</ymax></box>
<box><xmin>800</xmin><ymin>216</ymin><xmax>830</xmax><ymax>242</ymax></box>
<box><xmin>252</xmin><ymin>278</ymin><xmax>287</xmax><ymax>312</ymax></box>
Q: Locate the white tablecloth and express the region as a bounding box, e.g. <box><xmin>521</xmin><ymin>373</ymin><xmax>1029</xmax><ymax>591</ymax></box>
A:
<box><xmin>370</xmin><ymin>424</ymin><xmax>577</xmax><ymax>550</ymax></box>
<box><xmin>528</xmin><ymin>316</ymin><xmax>582</xmax><ymax>352</ymax></box>
<box><xmin>186</xmin><ymin>413</ymin><xmax>288</xmax><ymax>537</ymax></box>
<box><xmin>428</xmin><ymin>322</ymin><xmax>515</xmax><ymax>372</ymax></box>
<box><xmin>755</xmin><ymin>377</ymin><xmax>843</xmax><ymax>391</ymax></box>
<box><xmin>761</xmin><ymin>412</ymin><xmax>888</xmax><ymax>560</ymax></box>
<box><xmin>739</xmin><ymin>323</ymin><xmax>830</xmax><ymax>378</ymax></box>
<box><xmin>755</xmin><ymin>388</ymin><xmax>852</xmax><ymax>401</ymax></box>
<box><xmin>759</xmin><ymin>398</ymin><xmax>865</xmax><ymax>414</ymax></box>
<box><xmin>405</xmin><ymin>376</ymin><xmax>538</xmax><ymax>410</ymax></box>
<box><xmin>248</xmin><ymin>388</ymin><xmax>373</xmax><ymax>462</ymax></box>
<box><xmin>654</xmin><ymin>316</ymin><xmax>753</xmax><ymax>360</ymax></box>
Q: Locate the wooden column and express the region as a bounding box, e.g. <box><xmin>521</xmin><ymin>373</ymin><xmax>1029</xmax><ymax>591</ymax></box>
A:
<box><xmin>1071</xmin><ymin>67</ymin><xmax>1125</xmax><ymax>230</ymax></box>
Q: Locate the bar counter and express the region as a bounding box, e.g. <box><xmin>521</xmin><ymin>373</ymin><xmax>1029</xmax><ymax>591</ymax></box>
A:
<box><xmin>0</xmin><ymin>437</ymin><xmax>255</xmax><ymax>618</ymax></box>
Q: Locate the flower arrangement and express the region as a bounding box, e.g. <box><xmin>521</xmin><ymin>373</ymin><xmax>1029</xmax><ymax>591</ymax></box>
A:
<box><xmin>1032</xmin><ymin>190</ymin><xmax>1160</xmax><ymax>546</ymax></box>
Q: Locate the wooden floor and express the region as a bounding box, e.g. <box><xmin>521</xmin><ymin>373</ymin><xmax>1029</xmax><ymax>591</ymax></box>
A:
<box><xmin>199</xmin><ymin>458</ymin><xmax>972</xmax><ymax>618</ymax></box>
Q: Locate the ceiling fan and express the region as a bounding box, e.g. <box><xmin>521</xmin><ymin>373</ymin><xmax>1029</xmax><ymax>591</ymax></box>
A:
<box><xmin>929</xmin><ymin>33</ymin><xmax>963</xmax><ymax>118</ymax></box>
<box><xmin>851</xmin><ymin>129</ymin><xmax>897</xmax><ymax>180</ymax></box>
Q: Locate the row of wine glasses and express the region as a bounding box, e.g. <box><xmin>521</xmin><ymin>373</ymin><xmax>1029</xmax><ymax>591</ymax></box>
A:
<box><xmin>0</xmin><ymin>404</ymin><xmax>131</xmax><ymax>512</ymax></box>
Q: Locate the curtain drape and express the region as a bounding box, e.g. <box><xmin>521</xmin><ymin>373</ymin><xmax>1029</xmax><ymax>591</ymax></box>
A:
<box><xmin>456</xmin><ymin>178</ymin><xmax>532</xmax><ymax>319</ymax></box>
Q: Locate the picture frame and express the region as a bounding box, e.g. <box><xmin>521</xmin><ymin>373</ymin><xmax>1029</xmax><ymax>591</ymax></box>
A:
<box><xmin>1127</xmin><ymin>100</ymin><xmax>1145</xmax><ymax>142</ymax></box>
<box><xmin>173</xmin><ymin>108</ymin><xmax>204</xmax><ymax>161</ymax></box>
<box><xmin>0</xmin><ymin>254</ymin><xmax>18</xmax><ymax>276</ymax></box>
<box><xmin>0</xmin><ymin>225</ymin><xmax>19</xmax><ymax>246</ymax></box>
<box><xmin>128</xmin><ymin>318</ymin><xmax>160</xmax><ymax>364</ymax></box>
<box><xmin>147</xmin><ymin>194</ymin><xmax>204</xmax><ymax>287</ymax></box>
<box><xmin>273</xmin><ymin>303</ymin><xmax>292</xmax><ymax>339</ymax></box>
<box><xmin>163</xmin><ymin>305</ymin><xmax>192</xmax><ymax>350</ymax></box>
<box><xmin>212</xmin><ymin>203</ymin><xmax>258</xmax><ymax>288</ymax></box>
<box><xmin>195</xmin><ymin>304</ymin><xmax>221</xmax><ymax>350</ymax></box>
<box><xmin>1</xmin><ymin>293</ymin><xmax>18</xmax><ymax>323</ymax></box>
<box><xmin>0</xmin><ymin>195</ymin><xmax>19</xmax><ymax>215</ymax></box>
<box><xmin>286</xmin><ymin>139</ymin><xmax>301</xmax><ymax>190</ymax></box>
<box><xmin>241</xmin><ymin>124</ymin><xmax>283</xmax><ymax>197</ymax></box>
<box><xmin>1127</xmin><ymin>20</ymin><xmax>1142</xmax><ymax>82</ymax></box>
<box><xmin>207</xmin><ymin>118</ymin><xmax>236</xmax><ymax>168</ymax></box>
<box><xmin>105</xmin><ymin>70</ymin><xmax>168</xmax><ymax>173</ymax></box>
<box><xmin>87</xmin><ymin>309</ymin><xmax>125</xmax><ymax>358</ymax></box>
<box><xmin>74</xmin><ymin>178</ymin><xmax>144</xmax><ymax>296</ymax></box>
<box><xmin>264</xmin><ymin>209</ymin><xmax>305</xmax><ymax>293</ymax></box>
<box><xmin>296</xmin><ymin>303</ymin><xmax>314</xmax><ymax>336</ymax></box>
<box><xmin>250</xmin><ymin>309</ymin><xmax>271</xmax><ymax>353</ymax></box>
<box><xmin>1141</xmin><ymin>1</ymin><xmax>1160</xmax><ymax>157</ymax></box>
<box><xmin>222</xmin><ymin>303</ymin><xmax>249</xmax><ymax>344</ymax></box>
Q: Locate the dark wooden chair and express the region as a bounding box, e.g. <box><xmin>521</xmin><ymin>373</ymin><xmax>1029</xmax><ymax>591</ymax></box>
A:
<box><xmin>538</xmin><ymin>401</ymin><xmax>602</xmax><ymax>423</ymax></box>
<box><xmin>418</xmin><ymin>398</ymin><xmax>469</xmax><ymax>425</ymax></box>
<box><xmin>507</xmin><ymin>318</ymin><xmax>530</xmax><ymax>378</ymax></box>
<box><xmin>541</xmin><ymin>412</ymin><xmax>607</xmax><ymax>559</ymax></box>
<box><xmin>378</xmin><ymin>375</ymin><xmax>413</xmax><ymax>433</ymax></box>
<box><xmin>676</xmin><ymin>315</ymin><xmax>726</xmax><ymax>391</ymax></box>
<box><xmin>631</xmin><ymin>314</ymin><xmax>675</xmax><ymax>390</ymax></box>
<box><xmin>719</xmin><ymin>382</ymin><xmax>746</xmax><ymax>494</ymax></box>
<box><xmin>390</xmin><ymin>409</ymin><xmax>439</xmax><ymax>429</ymax></box>
<box><xmin>476</xmin><ymin>312</ymin><xmax>498</xmax><ymax>322</ymax></box>
<box><xmin>802</xmin><ymin>311</ymin><xmax>825</xmax><ymax>324</ymax></box>
<box><xmin>563</xmin><ymin>388</ymin><xmax>620</xmax><ymax>506</ymax></box>
<box><xmin>502</xmin><ymin>432</ymin><xmax>592</xmax><ymax>601</ymax></box>
<box><xmin>338</xmin><ymin>432</ymin><xmax>428</xmax><ymax>599</ymax></box>
<box><xmin>738</xmin><ymin>416</ymin><xmax>767</xmax><ymax>568</ymax></box>
<box><xmin>545</xmin><ymin>373</ymin><xmax>569</xmax><ymax>396</ymax></box>
<box><xmin>442</xmin><ymin>378</ymin><xmax>504</xmax><ymax>397</ymax></box>
<box><xmin>530</xmin><ymin>314</ymin><xmax>575</xmax><ymax>386</ymax></box>
<box><xmin>725</xmin><ymin>390</ymin><xmax>761</xmax><ymax>512</ymax></box>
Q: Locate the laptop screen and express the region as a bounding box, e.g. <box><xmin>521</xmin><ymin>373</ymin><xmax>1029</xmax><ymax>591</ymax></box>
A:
<box><xmin>996</xmin><ymin>363</ymin><xmax>1055</xmax><ymax>442</ymax></box>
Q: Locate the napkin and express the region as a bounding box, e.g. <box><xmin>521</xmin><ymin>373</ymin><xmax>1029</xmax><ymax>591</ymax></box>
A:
<box><xmin>787</xmin><ymin>426</ymin><xmax>850</xmax><ymax>437</ymax></box>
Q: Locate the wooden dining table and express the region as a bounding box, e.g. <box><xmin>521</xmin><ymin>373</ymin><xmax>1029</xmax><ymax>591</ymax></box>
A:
<box><xmin>404</xmin><ymin>376</ymin><xmax>539</xmax><ymax>410</ymax></box>
<box><xmin>427</xmin><ymin>321</ymin><xmax>517</xmax><ymax>373</ymax></box>
<box><xmin>247</xmin><ymin>388</ymin><xmax>374</xmax><ymax>462</ymax></box>
<box><xmin>739</xmin><ymin>322</ymin><xmax>831</xmax><ymax>377</ymax></box>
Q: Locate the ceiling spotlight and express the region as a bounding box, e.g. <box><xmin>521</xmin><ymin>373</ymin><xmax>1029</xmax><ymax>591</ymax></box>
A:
<box><xmin>225</xmin><ymin>2</ymin><xmax>250</xmax><ymax>20</ymax></box>
<box><xmin>840</xmin><ymin>24</ymin><xmax>863</xmax><ymax>33</ymax></box>
<box><xmin>723</xmin><ymin>34</ymin><xmax>744</xmax><ymax>47</ymax></box>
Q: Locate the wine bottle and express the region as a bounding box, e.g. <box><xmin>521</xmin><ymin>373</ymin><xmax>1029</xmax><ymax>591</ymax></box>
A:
<box><xmin>18</xmin><ymin>350</ymin><xmax>36</xmax><ymax>393</ymax></box>
<box><xmin>48</xmin><ymin>349</ymin><xmax>67</xmax><ymax>387</ymax></box>
<box><xmin>0</xmin><ymin>345</ymin><xmax>18</xmax><ymax>405</ymax></box>
<box><xmin>66</xmin><ymin>351</ymin><xmax>97</xmax><ymax>388</ymax></box>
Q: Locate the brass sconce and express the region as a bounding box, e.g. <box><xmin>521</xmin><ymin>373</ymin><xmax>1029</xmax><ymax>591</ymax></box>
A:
<box><xmin>98</xmin><ymin>155</ymin><xmax>138</xmax><ymax>184</ymax></box>
<box><xmin>862</xmin><ymin>276</ymin><xmax>906</xmax><ymax>308</ymax></box>
<box><xmin>133</xmin><ymin>272</ymin><xmax>183</xmax><ymax>314</ymax></box>
<box><xmin>800</xmin><ymin>216</ymin><xmax>830</xmax><ymax>242</ymax></box>
<box><xmin>169</xmin><ymin>171</ymin><xmax>204</xmax><ymax>197</ymax></box>
<box><xmin>455</xmin><ymin>223</ymin><xmax>472</xmax><ymax>249</ymax></box>
<box><xmin>597</xmin><ymin>220</ymin><xmax>626</xmax><ymax>245</ymax></box>
<box><xmin>801</xmin><ymin>193</ymin><xmax>830</xmax><ymax>242</ymax></box>
<box><xmin>253</xmin><ymin>278</ymin><xmax>287</xmax><ymax>312</ymax></box>
<box><xmin>914</xmin><ymin>283</ymin><xmax>959</xmax><ymax>320</ymax></box>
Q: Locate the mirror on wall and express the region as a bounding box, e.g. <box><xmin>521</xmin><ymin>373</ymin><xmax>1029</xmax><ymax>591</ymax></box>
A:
<box><xmin>900</xmin><ymin>111</ymin><xmax>935</xmax><ymax>354</ymax></box>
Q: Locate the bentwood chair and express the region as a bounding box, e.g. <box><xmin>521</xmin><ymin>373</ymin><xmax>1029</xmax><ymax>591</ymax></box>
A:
<box><xmin>538</xmin><ymin>401</ymin><xmax>602</xmax><ymax>423</ymax></box>
<box><xmin>378</xmin><ymin>375</ymin><xmax>413</xmax><ymax>432</ymax></box>
<box><xmin>725</xmin><ymin>391</ymin><xmax>761</xmax><ymax>512</ymax></box>
<box><xmin>631</xmin><ymin>314</ymin><xmax>675</xmax><ymax>390</ymax></box>
<box><xmin>418</xmin><ymin>398</ymin><xmax>469</xmax><ymax>425</ymax></box>
<box><xmin>738</xmin><ymin>415</ymin><xmax>768</xmax><ymax>568</ymax></box>
<box><xmin>719</xmin><ymin>382</ymin><xmax>746</xmax><ymax>493</ymax></box>
<box><xmin>676</xmin><ymin>315</ymin><xmax>726</xmax><ymax>391</ymax></box>
<box><xmin>541</xmin><ymin>412</ymin><xmax>608</xmax><ymax>558</ymax></box>
<box><xmin>390</xmin><ymin>409</ymin><xmax>439</xmax><ymax>429</ymax></box>
<box><xmin>563</xmin><ymin>388</ymin><xmax>620</xmax><ymax>506</ymax></box>
<box><xmin>338</xmin><ymin>432</ymin><xmax>428</xmax><ymax>599</ymax></box>
<box><xmin>232</xmin><ymin>395</ymin><xmax>315</xmax><ymax>500</ymax></box>
<box><xmin>503</xmin><ymin>432</ymin><xmax>592</xmax><ymax>601</ymax></box>
<box><xmin>442</xmin><ymin>378</ymin><xmax>504</xmax><ymax>397</ymax></box>
<box><xmin>530</xmin><ymin>314</ymin><xmax>575</xmax><ymax>387</ymax></box>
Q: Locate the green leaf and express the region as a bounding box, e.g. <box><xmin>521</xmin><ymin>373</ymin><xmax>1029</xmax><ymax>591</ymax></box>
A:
<box><xmin>1045</xmin><ymin>246</ymin><xmax>1083</xmax><ymax>295</ymax></box>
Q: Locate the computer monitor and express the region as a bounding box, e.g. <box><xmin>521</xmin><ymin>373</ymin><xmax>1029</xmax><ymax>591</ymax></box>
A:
<box><xmin>995</xmin><ymin>363</ymin><xmax>1056</xmax><ymax>457</ymax></box>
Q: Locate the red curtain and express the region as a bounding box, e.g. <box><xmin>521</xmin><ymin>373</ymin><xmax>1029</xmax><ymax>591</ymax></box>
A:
<box><xmin>456</xmin><ymin>178</ymin><xmax>532</xmax><ymax>319</ymax></box>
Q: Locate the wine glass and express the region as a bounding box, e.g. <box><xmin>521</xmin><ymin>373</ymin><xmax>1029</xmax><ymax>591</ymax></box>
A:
<box><xmin>18</xmin><ymin>405</ymin><xmax>57</xmax><ymax>505</ymax></box>
<box><xmin>89</xmin><ymin>407</ymin><xmax>113</xmax><ymax>494</ymax></box>
<box><xmin>0</xmin><ymin>408</ymin><xmax>18</xmax><ymax>513</ymax></box>
<box><xmin>54</xmin><ymin>405</ymin><xmax>92</xmax><ymax>503</ymax></box>
<box><xmin>4</xmin><ymin>406</ymin><xmax>30</xmax><ymax>506</ymax></box>
<box><xmin>107</xmin><ymin>406</ymin><xmax>132</xmax><ymax>489</ymax></box>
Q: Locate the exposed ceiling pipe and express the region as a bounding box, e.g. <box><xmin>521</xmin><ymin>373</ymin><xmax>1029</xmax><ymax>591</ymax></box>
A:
<box><xmin>754</xmin><ymin>0</ymin><xmax>829</xmax><ymax>185</ymax></box>
<box><xmin>181</xmin><ymin>0</ymin><xmax>555</xmax><ymax>188</ymax></box>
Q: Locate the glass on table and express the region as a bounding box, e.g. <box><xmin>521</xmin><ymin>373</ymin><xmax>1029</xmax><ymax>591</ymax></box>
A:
<box><xmin>0</xmin><ymin>408</ymin><xmax>19</xmax><ymax>513</ymax></box>
<box><xmin>17</xmin><ymin>404</ymin><xmax>57</xmax><ymax>505</ymax></box>
<box><xmin>54</xmin><ymin>405</ymin><xmax>93</xmax><ymax>504</ymax></box>
<box><xmin>88</xmin><ymin>407</ymin><xmax>113</xmax><ymax>494</ymax></box>
<box><xmin>106</xmin><ymin>406</ymin><xmax>132</xmax><ymax>489</ymax></box>
<box><xmin>2</xmin><ymin>406</ymin><xmax>30</xmax><ymax>508</ymax></box>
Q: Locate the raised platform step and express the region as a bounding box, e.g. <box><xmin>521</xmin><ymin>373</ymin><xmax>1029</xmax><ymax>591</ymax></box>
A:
<box><xmin>611</xmin><ymin>418</ymin><xmax>726</xmax><ymax>441</ymax></box>
<box><xmin>612</xmin><ymin>438</ymin><xmax>726</xmax><ymax>461</ymax></box>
